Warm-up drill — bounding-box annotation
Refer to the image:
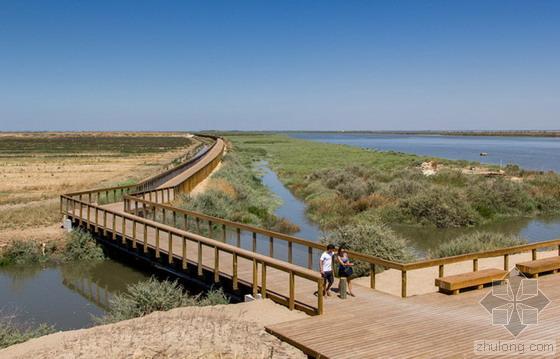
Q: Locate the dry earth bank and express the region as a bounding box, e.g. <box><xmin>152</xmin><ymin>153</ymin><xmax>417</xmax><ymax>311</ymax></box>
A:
<box><xmin>0</xmin><ymin>300</ymin><xmax>307</xmax><ymax>359</ymax></box>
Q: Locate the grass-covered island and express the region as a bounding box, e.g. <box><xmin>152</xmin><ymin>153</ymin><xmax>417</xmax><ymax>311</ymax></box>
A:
<box><xmin>194</xmin><ymin>133</ymin><xmax>560</xmax><ymax>263</ymax></box>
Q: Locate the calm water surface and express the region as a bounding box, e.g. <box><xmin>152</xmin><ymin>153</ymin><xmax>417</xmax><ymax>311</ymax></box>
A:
<box><xmin>291</xmin><ymin>133</ymin><xmax>560</xmax><ymax>173</ymax></box>
<box><xmin>264</xmin><ymin>134</ymin><xmax>560</xmax><ymax>256</ymax></box>
<box><xmin>0</xmin><ymin>260</ymin><xmax>148</xmax><ymax>330</ymax></box>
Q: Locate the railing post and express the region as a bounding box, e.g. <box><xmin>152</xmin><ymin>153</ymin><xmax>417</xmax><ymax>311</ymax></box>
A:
<box><xmin>143</xmin><ymin>224</ymin><xmax>148</xmax><ymax>253</ymax></box>
<box><xmin>222</xmin><ymin>224</ymin><xmax>227</xmax><ymax>242</ymax></box>
<box><xmin>168</xmin><ymin>231</ymin><xmax>173</xmax><ymax>264</ymax></box>
<box><xmin>252</xmin><ymin>232</ymin><xmax>257</xmax><ymax>252</ymax></box>
<box><xmin>208</xmin><ymin>220</ymin><xmax>213</xmax><ymax>238</ymax></box>
<box><xmin>289</xmin><ymin>271</ymin><xmax>295</xmax><ymax>310</ymax></box>
<box><xmin>252</xmin><ymin>259</ymin><xmax>258</xmax><ymax>296</ymax></box>
<box><xmin>132</xmin><ymin>220</ymin><xmax>136</xmax><ymax>248</ymax></box>
<box><xmin>196</xmin><ymin>217</ymin><xmax>200</xmax><ymax>234</ymax></box>
<box><xmin>184</xmin><ymin>214</ymin><xmax>188</xmax><ymax>230</ymax></box>
<box><xmin>173</xmin><ymin>211</ymin><xmax>177</xmax><ymax>227</ymax></box>
<box><xmin>121</xmin><ymin>216</ymin><xmax>126</xmax><ymax>244</ymax></box>
<box><xmin>504</xmin><ymin>254</ymin><xmax>509</xmax><ymax>271</ymax></box>
<box><xmin>86</xmin><ymin>204</ymin><xmax>91</xmax><ymax>229</ymax></box>
<box><xmin>214</xmin><ymin>247</ymin><xmax>219</xmax><ymax>283</ymax></box>
<box><xmin>112</xmin><ymin>214</ymin><xmax>116</xmax><ymax>240</ymax></box>
<box><xmin>79</xmin><ymin>202</ymin><xmax>83</xmax><ymax>225</ymax></box>
<box><xmin>261</xmin><ymin>263</ymin><xmax>267</xmax><ymax>298</ymax></box>
<box><xmin>308</xmin><ymin>247</ymin><xmax>313</xmax><ymax>270</ymax></box>
<box><xmin>317</xmin><ymin>279</ymin><xmax>324</xmax><ymax>315</ymax></box>
<box><xmin>370</xmin><ymin>263</ymin><xmax>376</xmax><ymax>289</ymax></box>
<box><xmin>439</xmin><ymin>264</ymin><xmax>444</xmax><ymax>278</ymax></box>
<box><xmin>288</xmin><ymin>242</ymin><xmax>292</xmax><ymax>263</ymax></box>
<box><xmin>269</xmin><ymin>237</ymin><xmax>274</xmax><ymax>257</ymax></box>
<box><xmin>182</xmin><ymin>236</ymin><xmax>188</xmax><ymax>269</ymax></box>
<box><xmin>401</xmin><ymin>270</ymin><xmax>407</xmax><ymax>298</ymax></box>
<box><xmin>197</xmin><ymin>242</ymin><xmax>203</xmax><ymax>276</ymax></box>
<box><xmin>155</xmin><ymin>228</ymin><xmax>160</xmax><ymax>258</ymax></box>
<box><xmin>473</xmin><ymin>259</ymin><xmax>478</xmax><ymax>272</ymax></box>
<box><xmin>532</xmin><ymin>249</ymin><xmax>537</xmax><ymax>261</ymax></box>
<box><xmin>94</xmin><ymin>208</ymin><xmax>99</xmax><ymax>233</ymax></box>
<box><xmin>232</xmin><ymin>253</ymin><xmax>238</xmax><ymax>290</ymax></box>
<box><xmin>103</xmin><ymin>211</ymin><xmax>107</xmax><ymax>236</ymax></box>
<box><xmin>236</xmin><ymin>228</ymin><xmax>241</xmax><ymax>247</ymax></box>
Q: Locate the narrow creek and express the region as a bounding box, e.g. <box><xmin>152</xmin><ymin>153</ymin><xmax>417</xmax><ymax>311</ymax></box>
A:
<box><xmin>257</xmin><ymin>162</ymin><xmax>560</xmax><ymax>258</ymax></box>
<box><xmin>0</xmin><ymin>259</ymin><xmax>148</xmax><ymax>330</ymax></box>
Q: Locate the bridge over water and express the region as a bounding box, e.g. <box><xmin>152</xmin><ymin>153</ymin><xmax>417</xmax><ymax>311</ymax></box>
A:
<box><xmin>61</xmin><ymin>135</ymin><xmax>560</xmax><ymax>358</ymax></box>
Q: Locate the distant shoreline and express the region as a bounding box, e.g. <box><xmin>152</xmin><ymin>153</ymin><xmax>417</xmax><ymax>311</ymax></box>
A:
<box><xmin>281</xmin><ymin>130</ymin><xmax>560</xmax><ymax>138</ymax></box>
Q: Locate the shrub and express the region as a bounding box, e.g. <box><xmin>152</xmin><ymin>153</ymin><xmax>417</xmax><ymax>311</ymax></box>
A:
<box><xmin>0</xmin><ymin>240</ymin><xmax>43</xmax><ymax>266</ymax></box>
<box><xmin>100</xmin><ymin>277</ymin><xmax>228</xmax><ymax>323</ymax></box>
<box><xmin>62</xmin><ymin>230</ymin><xmax>105</xmax><ymax>262</ymax></box>
<box><xmin>324</xmin><ymin>223</ymin><xmax>415</xmax><ymax>276</ymax></box>
<box><xmin>383</xmin><ymin>178</ymin><xmax>423</xmax><ymax>198</ymax></box>
<box><xmin>0</xmin><ymin>318</ymin><xmax>54</xmax><ymax>349</ymax></box>
<box><xmin>467</xmin><ymin>178</ymin><xmax>535</xmax><ymax>218</ymax></box>
<box><xmin>430</xmin><ymin>232</ymin><xmax>527</xmax><ymax>258</ymax></box>
<box><xmin>400</xmin><ymin>187</ymin><xmax>480</xmax><ymax>228</ymax></box>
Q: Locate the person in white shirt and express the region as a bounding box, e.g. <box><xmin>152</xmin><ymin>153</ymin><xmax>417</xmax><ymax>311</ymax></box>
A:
<box><xmin>320</xmin><ymin>244</ymin><xmax>335</xmax><ymax>296</ymax></box>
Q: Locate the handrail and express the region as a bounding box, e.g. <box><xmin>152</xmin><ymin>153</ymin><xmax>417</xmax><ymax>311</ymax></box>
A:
<box><xmin>63</xmin><ymin>134</ymin><xmax>222</xmax><ymax>203</ymax></box>
<box><xmin>61</xmin><ymin>195</ymin><xmax>324</xmax><ymax>314</ymax></box>
<box><xmin>60</xmin><ymin>133</ymin><xmax>560</xmax><ymax>300</ymax></box>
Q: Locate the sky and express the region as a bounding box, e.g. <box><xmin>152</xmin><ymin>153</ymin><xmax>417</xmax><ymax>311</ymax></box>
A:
<box><xmin>1</xmin><ymin>1</ymin><xmax>559</xmax><ymax>132</ymax></box>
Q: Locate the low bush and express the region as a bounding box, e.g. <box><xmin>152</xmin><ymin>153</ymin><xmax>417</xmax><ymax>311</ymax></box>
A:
<box><xmin>467</xmin><ymin>178</ymin><xmax>535</xmax><ymax>219</ymax></box>
<box><xmin>399</xmin><ymin>187</ymin><xmax>480</xmax><ymax>228</ymax></box>
<box><xmin>0</xmin><ymin>318</ymin><xmax>54</xmax><ymax>349</ymax></box>
<box><xmin>430</xmin><ymin>232</ymin><xmax>527</xmax><ymax>258</ymax></box>
<box><xmin>62</xmin><ymin>230</ymin><xmax>105</xmax><ymax>262</ymax></box>
<box><xmin>0</xmin><ymin>240</ymin><xmax>44</xmax><ymax>266</ymax></box>
<box><xmin>324</xmin><ymin>223</ymin><xmax>415</xmax><ymax>276</ymax></box>
<box><xmin>100</xmin><ymin>277</ymin><xmax>228</xmax><ymax>323</ymax></box>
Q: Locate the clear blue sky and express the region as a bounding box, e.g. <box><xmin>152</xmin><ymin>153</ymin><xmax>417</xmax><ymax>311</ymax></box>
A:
<box><xmin>1</xmin><ymin>1</ymin><xmax>559</xmax><ymax>131</ymax></box>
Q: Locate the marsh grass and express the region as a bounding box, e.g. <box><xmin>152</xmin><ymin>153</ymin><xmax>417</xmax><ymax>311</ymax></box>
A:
<box><xmin>0</xmin><ymin>230</ymin><xmax>104</xmax><ymax>266</ymax></box>
<box><xmin>0</xmin><ymin>317</ymin><xmax>54</xmax><ymax>349</ymax></box>
<box><xmin>323</xmin><ymin>223</ymin><xmax>415</xmax><ymax>276</ymax></box>
<box><xmin>99</xmin><ymin>277</ymin><xmax>229</xmax><ymax>323</ymax></box>
<box><xmin>179</xmin><ymin>149</ymin><xmax>300</xmax><ymax>234</ymax></box>
<box><xmin>430</xmin><ymin>232</ymin><xmax>528</xmax><ymax>258</ymax></box>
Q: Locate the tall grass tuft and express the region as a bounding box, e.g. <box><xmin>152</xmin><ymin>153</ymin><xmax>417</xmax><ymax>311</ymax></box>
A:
<box><xmin>99</xmin><ymin>277</ymin><xmax>228</xmax><ymax>323</ymax></box>
<box><xmin>430</xmin><ymin>232</ymin><xmax>527</xmax><ymax>258</ymax></box>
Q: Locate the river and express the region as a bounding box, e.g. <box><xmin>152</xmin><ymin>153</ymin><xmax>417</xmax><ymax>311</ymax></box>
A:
<box><xmin>0</xmin><ymin>259</ymin><xmax>148</xmax><ymax>330</ymax></box>
<box><xmin>290</xmin><ymin>132</ymin><xmax>560</xmax><ymax>173</ymax></box>
<box><xmin>256</xmin><ymin>133</ymin><xmax>560</xmax><ymax>256</ymax></box>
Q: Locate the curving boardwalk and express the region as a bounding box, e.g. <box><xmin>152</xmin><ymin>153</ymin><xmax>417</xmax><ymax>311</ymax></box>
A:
<box><xmin>61</xmin><ymin>135</ymin><xmax>560</xmax><ymax>358</ymax></box>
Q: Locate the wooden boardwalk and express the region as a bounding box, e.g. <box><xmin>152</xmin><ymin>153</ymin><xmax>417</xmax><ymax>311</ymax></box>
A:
<box><xmin>62</xmin><ymin>135</ymin><xmax>560</xmax><ymax>358</ymax></box>
<box><xmin>267</xmin><ymin>274</ymin><xmax>560</xmax><ymax>358</ymax></box>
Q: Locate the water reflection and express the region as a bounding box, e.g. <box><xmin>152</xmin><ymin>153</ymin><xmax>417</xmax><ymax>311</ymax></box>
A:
<box><xmin>0</xmin><ymin>260</ymin><xmax>148</xmax><ymax>330</ymax></box>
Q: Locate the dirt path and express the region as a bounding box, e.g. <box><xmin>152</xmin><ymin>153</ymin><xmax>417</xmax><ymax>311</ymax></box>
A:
<box><xmin>0</xmin><ymin>300</ymin><xmax>307</xmax><ymax>359</ymax></box>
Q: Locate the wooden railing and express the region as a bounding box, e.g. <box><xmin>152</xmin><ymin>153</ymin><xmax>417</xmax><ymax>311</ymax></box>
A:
<box><xmin>61</xmin><ymin>195</ymin><xmax>324</xmax><ymax>314</ymax></box>
<box><xmin>122</xmin><ymin>195</ymin><xmax>404</xmax><ymax>288</ymax></box>
<box><xmin>63</xmin><ymin>134</ymin><xmax>223</xmax><ymax>206</ymax></box>
<box><xmin>61</xmin><ymin>133</ymin><xmax>560</xmax><ymax>300</ymax></box>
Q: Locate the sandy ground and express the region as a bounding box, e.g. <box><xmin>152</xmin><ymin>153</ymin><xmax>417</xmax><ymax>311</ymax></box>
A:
<box><xmin>354</xmin><ymin>248</ymin><xmax>560</xmax><ymax>297</ymax></box>
<box><xmin>0</xmin><ymin>300</ymin><xmax>307</xmax><ymax>359</ymax></box>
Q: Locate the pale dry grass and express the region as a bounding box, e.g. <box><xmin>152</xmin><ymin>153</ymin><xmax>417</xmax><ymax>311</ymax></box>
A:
<box><xmin>0</xmin><ymin>300</ymin><xmax>307</xmax><ymax>359</ymax></box>
<box><xmin>0</xmin><ymin>132</ymin><xmax>202</xmax><ymax>247</ymax></box>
